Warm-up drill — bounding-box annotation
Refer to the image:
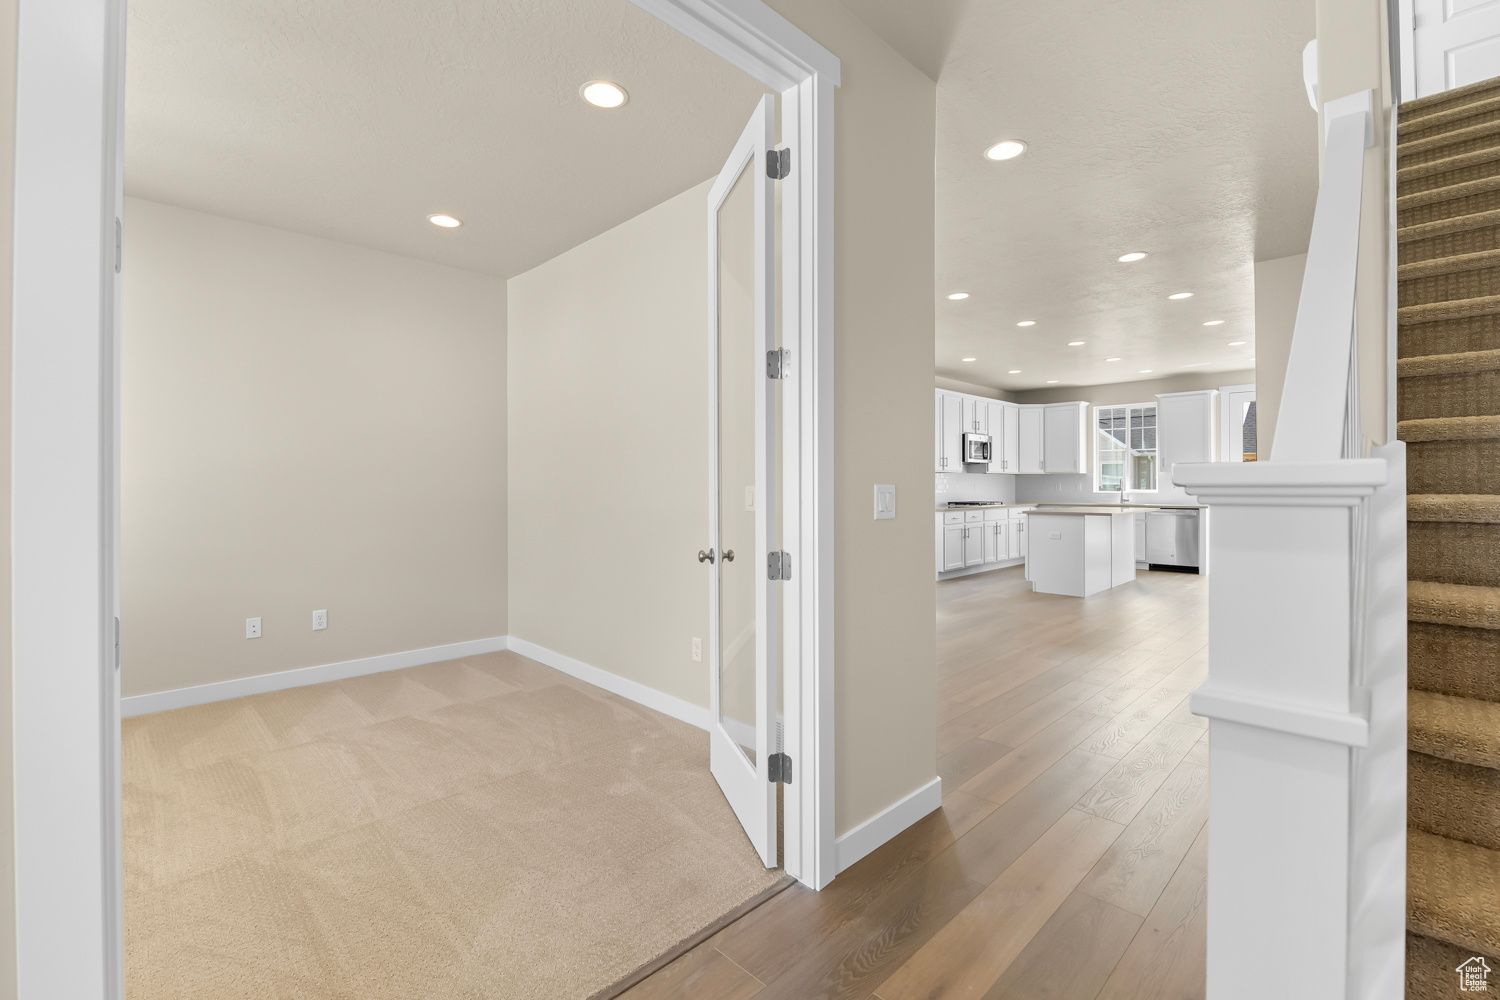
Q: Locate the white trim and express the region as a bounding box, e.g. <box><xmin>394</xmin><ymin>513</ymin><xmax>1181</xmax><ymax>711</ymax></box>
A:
<box><xmin>626</xmin><ymin>0</ymin><xmax>839</xmax><ymax>90</ymax></box>
<box><xmin>1396</xmin><ymin>0</ymin><xmax>1416</xmax><ymax>104</ymax></box>
<box><xmin>120</xmin><ymin>637</ymin><xmax>510</xmax><ymax>718</ymax></box>
<box><xmin>506</xmin><ymin>636</ymin><xmax>711</xmax><ymax>731</ymax></box>
<box><xmin>833</xmin><ymin>777</ymin><xmax>942</xmax><ymax>874</ymax></box>
<box><xmin>937</xmin><ymin>557</ymin><xmax>1024</xmax><ymax>582</ymax></box>
<box><xmin>1190</xmin><ymin>685</ymin><xmax>1370</xmax><ymax>746</ymax></box>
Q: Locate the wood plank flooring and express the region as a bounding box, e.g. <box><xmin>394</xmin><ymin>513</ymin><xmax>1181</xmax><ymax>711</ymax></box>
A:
<box><xmin>621</xmin><ymin>564</ymin><xmax>1209</xmax><ymax>1000</ymax></box>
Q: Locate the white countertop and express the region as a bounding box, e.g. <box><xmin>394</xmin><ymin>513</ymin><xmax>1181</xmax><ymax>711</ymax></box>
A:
<box><xmin>1027</xmin><ymin>505</ymin><xmax>1158</xmax><ymax>516</ymax></box>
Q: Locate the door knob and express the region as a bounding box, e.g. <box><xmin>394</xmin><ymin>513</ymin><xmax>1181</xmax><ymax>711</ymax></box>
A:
<box><xmin>722</xmin><ymin>549</ymin><xmax>735</xmax><ymax>562</ymax></box>
<box><xmin>698</xmin><ymin>548</ymin><xmax>716</xmax><ymax>564</ymax></box>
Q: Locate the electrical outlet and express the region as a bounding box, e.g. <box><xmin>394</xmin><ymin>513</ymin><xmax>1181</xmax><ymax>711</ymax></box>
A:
<box><xmin>312</xmin><ymin>609</ymin><xmax>327</xmax><ymax>631</ymax></box>
<box><xmin>246</xmin><ymin>617</ymin><xmax>262</xmax><ymax>639</ymax></box>
<box><xmin>692</xmin><ymin>637</ymin><xmax>703</xmax><ymax>662</ymax></box>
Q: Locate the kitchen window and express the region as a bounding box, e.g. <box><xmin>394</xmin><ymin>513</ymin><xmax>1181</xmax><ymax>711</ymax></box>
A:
<box><xmin>1096</xmin><ymin>403</ymin><xmax>1157</xmax><ymax>493</ymax></box>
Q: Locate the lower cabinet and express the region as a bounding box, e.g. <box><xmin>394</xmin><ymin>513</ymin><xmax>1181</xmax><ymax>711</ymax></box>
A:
<box><xmin>936</xmin><ymin>507</ymin><xmax>1034</xmax><ymax>577</ymax></box>
<box><xmin>943</xmin><ymin>523</ymin><xmax>966</xmax><ymax>571</ymax></box>
<box><xmin>964</xmin><ymin>524</ymin><xmax>985</xmax><ymax>567</ymax></box>
<box><xmin>1008</xmin><ymin>518</ymin><xmax>1023</xmax><ymax>561</ymax></box>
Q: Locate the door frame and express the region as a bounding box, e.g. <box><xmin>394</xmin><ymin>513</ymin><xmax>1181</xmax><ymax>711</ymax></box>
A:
<box><xmin>1218</xmin><ymin>382</ymin><xmax>1257</xmax><ymax>463</ymax></box>
<box><xmin>9</xmin><ymin>0</ymin><xmax>839</xmax><ymax>994</ymax></box>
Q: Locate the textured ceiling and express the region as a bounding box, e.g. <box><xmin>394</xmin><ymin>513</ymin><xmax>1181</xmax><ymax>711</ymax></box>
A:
<box><xmin>843</xmin><ymin>0</ymin><xmax>1319</xmax><ymax>393</ymax></box>
<box><xmin>125</xmin><ymin>0</ymin><xmax>770</xmax><ymax>278</ymax></box>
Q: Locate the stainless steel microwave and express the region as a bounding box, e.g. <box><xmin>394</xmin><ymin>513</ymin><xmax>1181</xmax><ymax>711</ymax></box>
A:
<box><xmin>962</xmin><ymin>432</ymin><xmax>991</xmax><ymax>465</ymax></box>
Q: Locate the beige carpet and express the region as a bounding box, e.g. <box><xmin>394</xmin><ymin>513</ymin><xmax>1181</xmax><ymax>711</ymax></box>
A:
<box><xmin>124</xmin><ymin>650</ymin><xmax>786</xmax><ymax>999</ymax></box>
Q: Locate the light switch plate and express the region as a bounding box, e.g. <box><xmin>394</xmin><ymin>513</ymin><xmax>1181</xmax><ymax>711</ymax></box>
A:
<box><xmin>874</xmin><ymin>484</ymin><xmax>896</xmax><ymax>520</ymax></box>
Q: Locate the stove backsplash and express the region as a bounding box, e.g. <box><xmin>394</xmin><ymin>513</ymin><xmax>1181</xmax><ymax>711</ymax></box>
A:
<box><xmin>935</xmin><ymin>472</ymin><xmax>1016</xmax><ymax>505</ymax></box>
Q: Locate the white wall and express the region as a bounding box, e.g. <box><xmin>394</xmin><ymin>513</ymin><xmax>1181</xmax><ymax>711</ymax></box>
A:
<box><xmin>121</xmin><ymin>198</ymin><xmax>508</xmax><ymax>697</ymax></box>
<box><xmin>1253</xmin><ymin>254</ymin><xmax>1308</xmax><ymax>458</ymax></box>
<box><xmin>1012</xmin><ymin>369</ymin><xmax>1256</xmax><ymax>504</ymax></box>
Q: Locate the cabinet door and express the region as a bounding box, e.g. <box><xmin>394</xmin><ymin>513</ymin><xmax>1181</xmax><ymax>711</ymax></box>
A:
<box><xmin>1134</xmin><ymin>514</ymin><xmax>1146</xmax><ymax>562</ymax></box>
<box><xmin>943</xmin><ymin>524</ymin><xmax>966</xmax><ymax>571</ymax></box>
<box><xmin>941</xmin><ymin>393</ymin><xmax>964</xmax><ymax>472</ymax></box>
<box><xmin>986</xmin><ymin>401</ymin><xmax>1009</xmax><ymax>472</ymax></box>
<box><xmin>964</xmin><ymin>525</ymin><xmax>985</xmax><ymax>567</ymax></box>
<box><xmin>935</xmin><ymin>391</ymin><xmax>945</xmax><ymax>473</ymax></box>
<box><xmin>1003</xmin><ymin>402</ymin><xmax>1020</xmax><ymax>472</ymax></box>
<box><xmin>1018</xmin><ymin>406</ymin><xmax>1044</xmax><ymax>474</ymax></box>
<box><xmin>982</xmin><ymin>521</ymin><xmax>999</xmax><ymax>563</ymax></box>
<box><xmin>961</xmin><ymin>395</ymin><xmax>984</xmax><ymax>434</ymax></box>
<box><xmin>1007</xmin><ymin>519</ymin><xmax>1021</xmax><ymax>560</ymax></box>
<box><xmin>1043</xmin><ymin>402</ymin><xmax>1087</xmax><ymax>474</ymax></box>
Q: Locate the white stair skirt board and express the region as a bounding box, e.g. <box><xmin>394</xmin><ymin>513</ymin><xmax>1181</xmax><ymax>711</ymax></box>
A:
<box><xmin>833</xmin><ymin>776</ymin><xmax>943</xmax><ymax>874</ymax></box>
<box><xmin>122</xmin><ymin>636</ymin><xmax>511</xmax><ymax>717</ymax></box>
<box><xmin>505</xmin><ymin>636</ymin><xmax>711</xmax><ymax>731</ymax></box>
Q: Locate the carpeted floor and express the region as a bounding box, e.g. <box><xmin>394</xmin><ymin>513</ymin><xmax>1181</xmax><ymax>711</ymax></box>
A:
<box><xmin>123</xmin><ymin>650</ymin><xmax>787</xmax><ymax>999</ymax></box>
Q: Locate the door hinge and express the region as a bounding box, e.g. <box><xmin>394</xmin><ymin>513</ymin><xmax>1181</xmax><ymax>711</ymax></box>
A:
<box><xmin>766</xmin><ymin>348</ymin><xmax>789</xmax><ymax>379</ymax></box>
<box><xmin>767</xmin><ymin>146</ymin><xmax>791</xmax><ymax>179</ymax></box>
<box><xmin>768</xmin><ymin>752</ymin><xmax>793</xmax><ymax>783</ymax></box>
<box><xmin>114</xmin><ymin>218</ymin><xmax>122</xmax><ymax>274</ymax></box>
<box><xmin>767</xmin><ymin>550</ymin><xmax>792</xmax><ymax>581</ymax></box>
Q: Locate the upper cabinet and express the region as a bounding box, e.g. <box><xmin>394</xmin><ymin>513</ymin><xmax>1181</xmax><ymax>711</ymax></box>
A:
<box><xmin>986</xmin><ymin>400</ymin><xmax>1019</xmax><ymax>473</ymax></box>
<box><xmin>1017</xmin><ymin>406</ymin><xmax>1044</xmax><ymax>474</ymax></box>
<box><xmin>935</xmin><ymin>389</ymin><xmax>1088</xmax><ymax>475</ymax></box>
<box><xmin>1155</xmin><ymin>390</ymin><xmax>1218</xmax><ymax>489</ymax></box>
<box><xmin>934</xmin><ymin>390</ymin><xmax>965</xmax><ymax>472</ymax></box>
<box><xmin>1042</xmin><ymin>402</ymin><xmax>1088</xmax><ymax>474</ymax></box>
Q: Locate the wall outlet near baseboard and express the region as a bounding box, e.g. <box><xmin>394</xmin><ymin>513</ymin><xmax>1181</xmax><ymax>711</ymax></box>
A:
<box><xmin>246</xmin><ymin>617</ymin><xmax>262</xmax><ymax>639</ymax></box>
<box><xmin>692</xmin><ymin>637</ymin><xmax>702</xmax><ymax>662</ymax></box>
<box><xmin>312</xmin><ymin>609</ymin><xmax>327</xmax><ymax>631</ymax></box>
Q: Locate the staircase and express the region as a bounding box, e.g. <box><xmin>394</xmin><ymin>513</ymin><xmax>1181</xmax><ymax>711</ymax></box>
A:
<box><xmin>1397</xmin><ymin>76</ymin><xmax>1500</xmax><ymax>998</ymax></box>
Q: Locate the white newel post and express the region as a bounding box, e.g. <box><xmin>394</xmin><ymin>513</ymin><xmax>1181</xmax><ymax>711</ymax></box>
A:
<box><xmin>1174</xmin><ymin>458</ymin><xmax>1389</xmax><ymax>1000</ymax></box>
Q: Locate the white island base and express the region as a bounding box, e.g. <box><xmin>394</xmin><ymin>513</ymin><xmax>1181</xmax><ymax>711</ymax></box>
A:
<box><xmin>1026</xmin><ymin>508</ymin><xmax>1144</xmax><ymax>597</ymax></box>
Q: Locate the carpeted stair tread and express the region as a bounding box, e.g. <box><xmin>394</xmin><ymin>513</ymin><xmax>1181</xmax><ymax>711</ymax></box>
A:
<box><xmin>1409</xmin><ymin>580</ymin><xmax>1500</xmax><ymax>629</ymax></box>
<box><xmin>1399</xmin><ymin>413</ymin><xmax>1500</xmax><ymax>441</ymax></box>
<box><xmin>1399</xmin><ymin>207</ymin><xmax>1500</xmax><ymax>242</ymax></box>
<box><xmin>1398</xmin><ymin>348</ymin><xmax>1500</xmax><ymax>377</ymax></box>
<box><xmin>1404</xmin><ymin>76</ymin><xmax>1500</xmax><ymax>119</ymax></box>
<box><xmin>1400</xmin><ymin>117</ymin><xmax>1500</xmax><ymax>162</ymax></box>
<box><xmin>1400</xmin><ymin>147</ymin><xmax>1500</xmax><ymax>186</ymax></box>
<box><xmin>1405</xmin><ymin>931</ymin><xmax>1497</xmax><ymax>1000</ymax></box>
<box><xmin>1409</xmin><ymin>493</ymin><xmax>1500</xmax><ymax>522</ymax></box>
<box><xmin>1399</xmin><ymin>246</ymin><xmax>1500</xmax><ymax>279</ymax></box>
<box><xmin>1399</xmin><ymin>293</ymin><xmax>1500</xmax><ymax>328</ymax></box>
<box><xmin>1401</xmin><ymin>94</ymin><xmax>1500</xmax><ymax>137</ymax></box>
<box><xmin>1410</xmin><ymin>750</ymin><xmax>1500</xmax><ymax>852</ymax></box>
<box><xmin>1407</xmin><ymin>828</ymin><xmax>1500</xmax><ymax>958</ymax></box>
<box><xmin>1409</xmin><ymin>690</ymin><xmax>1500</xmax><ymax>770</ymax></box>
<box><xmin>1398</xmin><ymin>175</ymin><xmax>1500</xmax><ymax>213</ymax></box>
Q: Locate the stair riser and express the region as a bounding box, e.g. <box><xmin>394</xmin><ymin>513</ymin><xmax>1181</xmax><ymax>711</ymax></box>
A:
<box><xmin>1400</xmin><ymin>264</ymin><xmax>1500</xmax><ymax>306</ymax></box>
<box><xmin>1399</xmin><ymin>157</ymin><xmax>1500</xmax><ymax>196</ymax></box>
<box><xmin>1411</xmin><ymin>521</ymin><xmax>1500</xmax><ymax>586</ymax></box>
<box><xmin>1400</xmin><ymin>368</ymin><xmax>1500</xmax><ymax>419</ymax></box>
<box><xmin>1410</xmin><ymin>751</ymin><xmax>1500</xmax><ymax>852</ymax></box>
<box><xmin>1404</xmin><ymin>187</ymin><xmax>1500</xmax><ymax>225</ymax></box>
<box><xmin>1407</xmin><ymin>437</ymin><xmax>1500</xmax><ymax>494</ymax></box>
<box><xmin>1405</xmin><ymin>931</ymin><xmax>1496</xmax><ymax>1000</ymax></box>
<box><xmin>1402</xmin><ymin>127</ymin><xmax>1500</xmax><ymax>167</ymax></box>
<box><xmin>1401</xmin><ymin>223</ymin><xmax>1500</xmax><ymax>264</ymax></box>
<box><xmin>1412</xmin><ymin>621</ymin><xmax>1500</xmax><ymax>702</ymax></box>
<box><xmin>1401</xmin><ymin>312</ymin><xmax>1500</xmax><ymax>357</ymax></box>
<box><xmin>1404</xmin><ymin>104</ymin><xmax>1500</xmax><ymax>141</ymax></box>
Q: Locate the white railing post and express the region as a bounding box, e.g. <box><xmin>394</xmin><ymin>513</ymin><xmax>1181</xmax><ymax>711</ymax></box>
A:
<box><xmin>1175</xmin><ymin>458</ymin><xmax>1387</xmax><ymax>999</ymax></box>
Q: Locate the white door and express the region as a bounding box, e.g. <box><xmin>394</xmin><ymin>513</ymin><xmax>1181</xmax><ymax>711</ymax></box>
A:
<box><xmin>1413</xmin><ymin>0</ymin><xmax>1500</xmax><ymax>98</ymax></box>
<box><xmin>708</xmin><ymin>94</ymin><xmax>777</xmax><ymax>868</ymax></box>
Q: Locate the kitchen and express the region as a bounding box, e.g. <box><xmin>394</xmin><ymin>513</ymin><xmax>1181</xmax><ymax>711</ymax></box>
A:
<box><xmin>934</xmin><ymin>381</ymin><xmax>1244</xmax><ymax>595</ymax></box>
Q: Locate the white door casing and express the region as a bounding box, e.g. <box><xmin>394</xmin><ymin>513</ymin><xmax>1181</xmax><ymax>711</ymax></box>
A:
<box><xmin>708</xmin><ymin>94</ymin><xmax>778</xmax><ymax>868</ymax></box>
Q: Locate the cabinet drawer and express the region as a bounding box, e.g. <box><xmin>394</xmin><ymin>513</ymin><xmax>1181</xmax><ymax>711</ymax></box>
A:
<box><xmin>964</xmin><ymin>510</ymin><xmax>985</xmax><ymax>523</ymax></box>
<box><xmin>942</xmin><ymin>511</ymin><xmax>965</xmax><ymax>525</ymax></box>
<box><xmin>1009</xmin><ymin>507</ymin><xmax>1032</xmax><ymax>519</ymax></box>
<box><xmin>984</xmin><ymin>508</ymin><xmax>1007</xmax><ymax>521</ymax></box>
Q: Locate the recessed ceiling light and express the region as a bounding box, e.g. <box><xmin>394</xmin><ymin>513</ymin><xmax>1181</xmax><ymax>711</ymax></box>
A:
<box><xmin>984</xmin><ymin>139</ymin><xmax>1027</xmax><ymax>161</ymax></box>
<box><xmin>962</xmin><ymin>357</ymin><xmax>977</xmax><ymax>362</ymax></box>
<box><xmin>1168</xmin><ymin>292</ymin><xmax>1194</xmax><ymax>300</ymax></box>
<box><xmin>1118</xmin><ymin>252</ymin><xmax>1148</xmax><ymax>262</ymax></box>
<box><xmin>947</xmin><ymin>292</ymin><xmax>970</xmax><ymax>300</ymax></box>
<box><xmin>1106</xmin><ymin>357</ymin><xmax>1121</xmax><ymax>361</ymax></box>
<box><xmin>1139</xmin><ymin>369</ymin><xmax>1153</xmax><ymax>373</ymax></box>
<box><xmin>1046</xmin><ymin>380</ymin><xmax>1059</xmax><ymax>384</ymax></box>
<box><xmin>581</xmin><ymin>80</ymin><xmax>628</xmax><ymax>108</ymax></box>
<box><xmin>427</xmin><ymin>214</ymin><xmax>463</xmax><ymax>228</ymax></box>
<box><xmin>1068</xmin><ymin>341</ymin><xmax>1085</xmax><ymax>346</ymax></box>
<box><xmin>1017</xmin><ymin>320</ymin><xmax>1036</xmax><ymax>327</ymax></box>
<box><xmin>1203</xmin><ymin>320</ymin><xmax>1225</xmax><ymax>326</ymax></box>
<box><xmin>1228</xmin><ymin>341</ymin><xmax>1247</xmax><ymax>346</ymax></box>
<box><xmin>1008</xmin><ymin>370</ymin><xmax>1022</xmax><ymax>374</ymax></box>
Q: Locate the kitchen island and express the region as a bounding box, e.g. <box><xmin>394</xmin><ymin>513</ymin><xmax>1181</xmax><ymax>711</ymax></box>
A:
<box><xmin>1026</xmin><ymin>506</ymin><xmax>1156</xmax><ymax>597</ymax></box>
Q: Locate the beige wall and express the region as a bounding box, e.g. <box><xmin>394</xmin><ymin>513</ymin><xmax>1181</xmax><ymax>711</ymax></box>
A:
<box><xmin>0</xmin><ymin>0</ymin><xmax>15</xmax><ymax>991</ymax></box>
<box><xmin>1253</xmin><ymin>254</ymin><xmax>1308</xmax><ymax>458</ymax></box>
<box><xmin>512</xmin><ymin>0</ymin><xmax>938</xmax><ymax>840</ymax></box>
<box><xmin>121</xmin><ymin>198</ymin><xmax>508</xmax><ymax>697</ymax></box>
<box><xmin>936</xmin><ymin>375</ymin><xmax>1013</xmax><ymax>401</ymax></box>
<box><xmin>507</xmin><ymin>179</ymin><xmax>713</xmax><ymax>710</ymax></box>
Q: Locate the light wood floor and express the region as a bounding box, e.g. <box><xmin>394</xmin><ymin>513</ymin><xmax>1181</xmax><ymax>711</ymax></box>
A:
<box><xmin>622</xmin><ymin>564</ymin><xmax>1209</xmax><ymax>1000</ymax></box>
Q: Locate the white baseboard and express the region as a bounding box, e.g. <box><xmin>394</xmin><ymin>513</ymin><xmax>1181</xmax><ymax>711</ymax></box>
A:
<box><xmin>505</xmin><ymin>636</ymin><xmax>711</xmax><ymax>731</ymax></box>
<box><xmin>122</xmin><ymin>635</ymin><xmax>510</xmax><ymax>717</ymax></box>
<box><xmin>833</xmin><ymin>776</ymin><xmax>943</xmax><ymax>874</ymax></box>
<box><xmin>937</xmin><ymin>558</ymin><xmax>1023</xmax><ymax>582</ymax></box>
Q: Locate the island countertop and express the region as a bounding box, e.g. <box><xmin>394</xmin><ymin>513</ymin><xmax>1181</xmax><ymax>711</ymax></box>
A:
<box><xmin>1027</xmin><ymin>506</ymin><xmax>1161</xmax><ymax>516</ymax></box>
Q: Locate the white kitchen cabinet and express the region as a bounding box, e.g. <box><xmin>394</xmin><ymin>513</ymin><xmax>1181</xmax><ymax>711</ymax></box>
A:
<box><xmin>962</xmin><ymin>395</ymin><xmax>988</xmax><ymax>436</ymax></box>
<box><xmin>1042</xmin><ymin>402</ymin><xmax>1088</xmax><ymax>474</ymax></box>
<box><xmin>942</xmin><ymin>523</ymin><xmax>966</xmax><ymax>571</ymax></box>
<box><xmin>935</xmin><ymin>391</ymin><xmax>965</xmax><ymax>472</ymax></box>
<box><xmin>963</xmin><ymin>523</ymin><xmax>985</xmax><ymax>567</ymax></box>
<box><xmin>1017</xmin><ymin>406</ymin><xmax>1044</xmax><ymax>474</ymax></box>
<box><xmin>1135</xmin><ymin>513</ymin><xmax>1147</xmax><ymax>563</ymax></box>
<box><xmin>986</xmin><ymin>401</ymin><xmax>1019</xmax><ymax>473</ymax></box>
<box><xmin>983</xmin><ymin>519</ymin><xmax>1005</xmax><ymax>563</ymax></box>
<box><xmin>1156</xmin><ymin>389</ymin><xmax>1218</xmax><ymax>489</ymax></box>
<box><xmin>1006</xmin><ymin>518</ymin><xmax>1021</xmax><ymax>560</ymax></box>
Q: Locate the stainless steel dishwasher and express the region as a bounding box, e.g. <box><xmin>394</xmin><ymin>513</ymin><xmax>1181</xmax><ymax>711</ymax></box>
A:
<box><xmin>1145</xmin><ymin>509</ymin><xmax>1200</xmax><ymax>571</ymax></box>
